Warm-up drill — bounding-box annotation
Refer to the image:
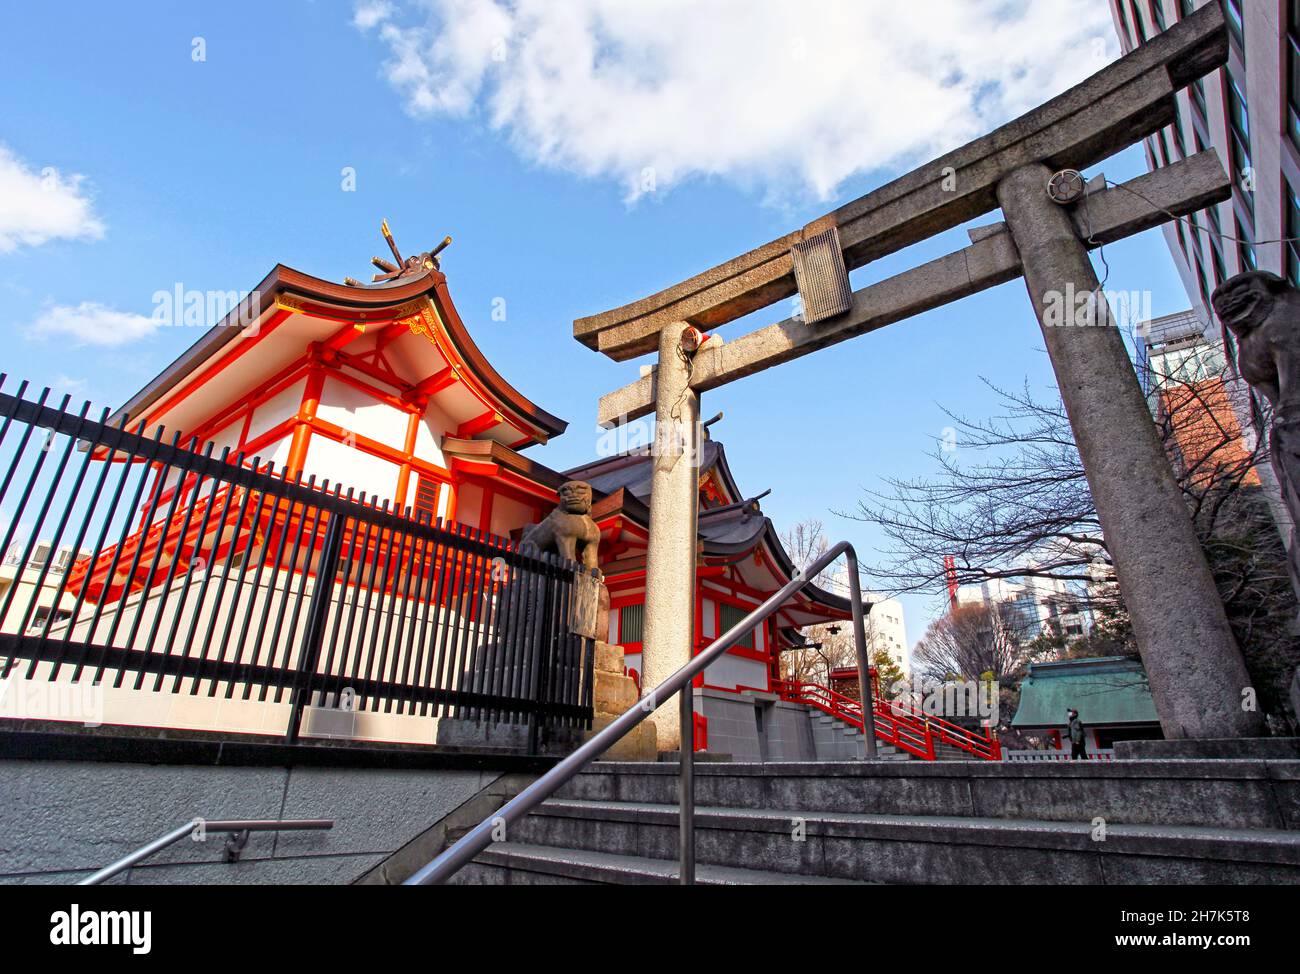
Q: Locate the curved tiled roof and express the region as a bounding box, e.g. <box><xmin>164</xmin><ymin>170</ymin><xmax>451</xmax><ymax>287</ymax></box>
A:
<box><xmin>109</xmin><ymin>263</ymin><xmax>567</xmax><ymax>441</ymax></box>
<box><xmin>565</xmin><ymin>439</ymin><xmax>740</xmax><ymax>502</ymax></box>
<box><xmin>572</xmin><ymin>440</ymin><xmax>850</xmax><ymax>614</ymax></box>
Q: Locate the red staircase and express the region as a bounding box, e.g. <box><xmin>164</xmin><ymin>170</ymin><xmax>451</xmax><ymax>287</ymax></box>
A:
<box><xmin>773</xmin><ymin>678</ymin><xmax>1001</xmax><ymax>761</ymax></box>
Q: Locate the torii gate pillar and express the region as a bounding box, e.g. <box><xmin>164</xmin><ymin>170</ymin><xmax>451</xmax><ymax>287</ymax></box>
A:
<box><xmin>997</xmin><ymin>163</ymin><xmax>1262</xmax><ymax>739</ymax></box>
<box><xmin>640</xmin><ymin>324</ymin><xmax>701</xmax><ymax>750</ymax></box>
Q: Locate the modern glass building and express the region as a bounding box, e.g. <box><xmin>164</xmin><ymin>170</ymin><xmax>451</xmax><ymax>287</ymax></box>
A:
<box><xmin>1109</xmin><ymin>0</ymin><xmax>1292</xmax><ymax>525</ymax></box>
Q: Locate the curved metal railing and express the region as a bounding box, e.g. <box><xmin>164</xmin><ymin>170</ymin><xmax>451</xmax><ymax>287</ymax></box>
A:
<box><xmin>404</xmin><ymin>540</ymin><xmax>877</xmax><ymax>885</ymax></box>
<box><xmin>79</xmin><ymin>817</ymin><xmax>334</xmax><ymax>885</ymax></box>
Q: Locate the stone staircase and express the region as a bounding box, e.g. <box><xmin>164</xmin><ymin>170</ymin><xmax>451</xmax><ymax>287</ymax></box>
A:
<box><xmin>446</xmin><ymin>758</ymin><xmax>1300</xmax><ymax>885</ymax></box>
<box><xmin>810</xmin><ymin>712</ymin><xmax>974</xmax><ymax>762</ymax></box>
<box><xmin>811</xmin><ymin>713</ymin><xmax>911</xmax><ymax>761</ymax></box>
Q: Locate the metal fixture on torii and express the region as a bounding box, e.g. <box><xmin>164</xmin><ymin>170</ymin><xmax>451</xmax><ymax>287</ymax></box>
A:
<box><xmin>576</xmin><ymin>2</ymin><xmax>1262</xmax><ymax>752</ymax></box>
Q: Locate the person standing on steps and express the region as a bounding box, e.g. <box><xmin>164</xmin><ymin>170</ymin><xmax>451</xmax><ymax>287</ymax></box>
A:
<box><xmin>1067</xmin><ymin>708</ymin><xmax>1087</xmax><ymax>760</ymax></box>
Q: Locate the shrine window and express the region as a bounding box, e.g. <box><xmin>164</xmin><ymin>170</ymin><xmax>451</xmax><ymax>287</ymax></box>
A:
<box><xmin>619</xmin><ymin>602</ymin><xmax>644</xmax><ymax>645</ymax></box>
<box><xmin>719</xmin><ymin>603</ymin><xmax>756</xmax><ymax>650</ymax></box>
<box><xmin>413</xmin><ymin>474</ymin><xmax>440</xmax><ymax>525</ymax></box>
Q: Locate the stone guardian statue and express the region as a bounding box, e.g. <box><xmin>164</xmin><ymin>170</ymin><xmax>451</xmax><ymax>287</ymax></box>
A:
<box><xmin>521</xmin><ymin>480</ymin><xmax>601</xmax><ymax>574</ymax></box>
<box><xmin>1211</xmin><ymin>270</ymin><xmax>1300</xmax><ymax>612</ymax></box>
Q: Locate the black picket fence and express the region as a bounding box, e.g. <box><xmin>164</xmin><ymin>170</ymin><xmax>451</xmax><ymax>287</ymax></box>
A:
<box><xmin>0</xmin><ymin>377</ymin><xmax>593</xmax><ymax>750</ymax></box>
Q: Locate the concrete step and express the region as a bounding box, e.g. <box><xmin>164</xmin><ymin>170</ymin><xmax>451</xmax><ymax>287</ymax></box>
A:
<box><xmin>504</xmin><ymin>799</ymin><xmax>1300</xmax><ymax>884</ymax></box>
<box><xmin>452</xmin><ymin>842</ymin><xmax>872</xmax><ymax>885</ymax></box>
<box><xmin>864</xmin><ymin>743</ymin><xmax>913</xmax><ymax>761</ymax></box>
<box><xmin>555</xmin><ymin>760</ymin><xmax>1300</xmax><ymax>831</ymax></box>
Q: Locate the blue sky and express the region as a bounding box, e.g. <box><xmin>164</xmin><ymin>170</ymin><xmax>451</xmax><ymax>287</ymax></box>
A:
<box><xmin>0</xmin><ymin>1</ymin><xmax>1193</xmax><ymax>652</ymax></box>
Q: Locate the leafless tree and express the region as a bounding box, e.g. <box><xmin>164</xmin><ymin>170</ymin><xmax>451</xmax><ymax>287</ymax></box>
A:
<box><xmin>780</xmin><ymin>517</ymin><xmax>834</xmax><ymax>589</ymax></box>
<box><xmin>912</xmin><ymin>601</ymin><xmax>1035</xmax><ymax>687</ymax></box>
<box><xmin>780</xmin><ymin>518</ymin><xmax>870</xmax><ymax>687</ymax></box>
<box><xmin>777</xmin><ymin>616</ymin><xmax>907</xmax><ymax>702</ymax></box>
<box><xmin>848</xmin><ymin>364</ymin><xmax>1266</xmax><ymax>599</ymax></box>
<box><xmin>779</xmin><ymin>619</ymin><xmax>858</xmax><ymax>686</ymax></box>
<box><xmin>847</xmin><ymin>357</ymin><xmax>1299</xmax><ymax>724</ymax></box>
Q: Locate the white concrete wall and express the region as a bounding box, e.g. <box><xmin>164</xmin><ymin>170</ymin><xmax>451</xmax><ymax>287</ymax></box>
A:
<box><xmin>415</xmin><ymin>401</ymin><xmax>454</xmax><ymax>468</ymax></box>
<box><xmin>456</xmin><ymin>483</ymin><xmax>484</xmax><ymax>529</ymax></box>
<box><xmin>301</xmin><ymin>434</ymin><xmax>400</xmax><ymax>502</ymax></box>
<box><xmin>490</xmin><ymin>495</ymin><xmax>533</xmax><ymax>539</ymax></box>
<box><xmin>245</xmin><ymin>377</ymin><xmax>306</xmax><ymax>447</ymax></box>
<box><xmin>702</xmin><ymin>653</ymin><xmax>767</xmax><ymax>692</ymax></box>
<box><xmin>316</xmin><ymin>377</ymin><xmax>408</xmax><ymax>451</ymax></box>
<box><xmin>0</xmin><ymin>758</ymin><xmax>500</xmax><ymax>884</ymax></box>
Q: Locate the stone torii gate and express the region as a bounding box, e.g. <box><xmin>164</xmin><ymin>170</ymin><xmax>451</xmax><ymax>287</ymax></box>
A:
<box><xmin>577</xmin><ymin>3</ymin><xmax>1262</xmax><ymax>749</ymax></box>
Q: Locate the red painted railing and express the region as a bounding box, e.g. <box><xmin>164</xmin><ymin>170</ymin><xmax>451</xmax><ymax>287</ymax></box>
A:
<box><xmin>773</xmin><ymin>678</ymin><xmax>1001</xmax><ymax>761</ymax></box>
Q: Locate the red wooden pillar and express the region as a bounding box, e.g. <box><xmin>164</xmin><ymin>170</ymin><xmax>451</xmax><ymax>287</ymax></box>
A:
<box><xmin>285</xmin><ymin>366</ymin><xmax>325</xmax><ymax>477</ymax></box>
<box><xmin>393</xmin><ymin>400</ymin><xmax>424</xmax><ymax>509</ymax></box>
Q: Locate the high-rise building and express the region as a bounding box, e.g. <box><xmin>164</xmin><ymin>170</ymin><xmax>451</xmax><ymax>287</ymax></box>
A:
<box><xmin>1137</xmin><ymin>307</ymin><xmax>1261</xmax><ymax>490</ymax></box>
<box><xmin>1137</xmin><ymin>308</ymin><xmax>1227</xmax><ymax>399</ymax></box>
<box><xmin>1108</xmin><ymin>1</ymin><xmax>1273</xmax><ymax>306</ymax></box>
<box><xmin>1108</xmin><ymin>0</ymin><xmax>1290</xmax><ymax>524</ymax></box>
<box><xmin>868</xmin><ymin>596</ymin><xmax>910</xmax><ymax>675</ymax></box>
<box><xmin>955</xmin><ymin>575</ymin><xmax>1093</xmax><ymax>642</ymax></box>
<box><xmin>800</xmin><ymin>563</ymin><xmax>911</xmax><ymax>675</ymax></box>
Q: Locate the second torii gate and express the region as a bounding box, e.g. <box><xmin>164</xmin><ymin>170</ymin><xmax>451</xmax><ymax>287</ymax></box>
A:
<box><xmin>576</xmin><ymin>2</ymin><xmax>1262</xmax><ymax>749</ymax></box>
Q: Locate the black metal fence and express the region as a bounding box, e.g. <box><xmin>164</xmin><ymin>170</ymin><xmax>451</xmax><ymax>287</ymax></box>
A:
<box><xmin>0</xmin><ymin>377</ymin><xmax>593</xmax><ymax>749</ymax></box>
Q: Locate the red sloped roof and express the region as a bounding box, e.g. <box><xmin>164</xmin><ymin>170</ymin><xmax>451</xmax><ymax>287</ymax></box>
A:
<box><xmin>109</xmin><ymin>263</ymin><xmax>567</xmax><ymax>443</ymax></box>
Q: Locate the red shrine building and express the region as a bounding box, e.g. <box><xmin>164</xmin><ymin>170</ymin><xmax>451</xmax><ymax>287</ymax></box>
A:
<box><xmin>111</xmin><ymin>263</ymin><xmax>569</xmax><ymax>535</ymax></box>
<box><xmin>83</xmin><ymin>231</ymin><xmax>857</xmax><ymax>758</ymax></box>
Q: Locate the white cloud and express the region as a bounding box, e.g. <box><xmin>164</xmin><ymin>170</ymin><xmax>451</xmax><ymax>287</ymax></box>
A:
<box><xmin>0</xmin><ymin>145</ymin><xmax>105</xmax><ymax>253</ymax></box>
<box><xmin>353</xmin><ymin>0</ymin><xmax>1120</xmax><ymax>202</ymax></box>
<box><xmin>50</xmin><ymin>374</ymin><xmax>89</xmax><ymax>397</ymax></box>
<box><xmin>353</xmin><ymin>1</ymin><xmax>396</xmax><ymax>30</ymax></box>
<box><xmin>28</xmin><ymin>302</ymin><xmax>157</xmax><ymax>347</ymax></box>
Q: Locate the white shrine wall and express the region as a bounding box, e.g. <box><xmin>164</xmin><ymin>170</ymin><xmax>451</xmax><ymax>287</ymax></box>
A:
<box><xmin>247</xmin><ymin>377</ymin><xmax>307</xmax><ymax>447</ymax></box>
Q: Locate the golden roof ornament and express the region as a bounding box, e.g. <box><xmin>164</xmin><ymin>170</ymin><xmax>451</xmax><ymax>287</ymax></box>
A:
<box><xmin>343</xmin><ymin>219</ymin><xmax>452</xmax><ymax>287</ymax></box>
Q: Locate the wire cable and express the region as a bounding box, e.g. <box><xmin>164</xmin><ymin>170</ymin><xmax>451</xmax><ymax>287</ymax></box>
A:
<box><xmin>1103</xmin><ymin>178</ymin><xmax>1300</xmax><ymax>247</ymax></box>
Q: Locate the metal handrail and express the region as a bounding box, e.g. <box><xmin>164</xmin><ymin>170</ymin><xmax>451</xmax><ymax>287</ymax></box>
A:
<box><xmin>879</xmin><ymin>695</ymin><xmax>1000</xmax><ymax>755</ymax></box>
<box><xmin>78</xmin><ymin>817</ymin><xmax>334</xmax><ymax>885</ymax></box>
<box><xmin>405</xmin><ymin>540</ymin><xmax>877</xmax><ymax>885</ymax></box>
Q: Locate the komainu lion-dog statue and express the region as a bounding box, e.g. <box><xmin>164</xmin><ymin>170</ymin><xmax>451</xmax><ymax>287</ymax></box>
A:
<box><xmin>522</xmin><ymin>480</ymin><xmax>601</xmax><ymax>574</ymax></box>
